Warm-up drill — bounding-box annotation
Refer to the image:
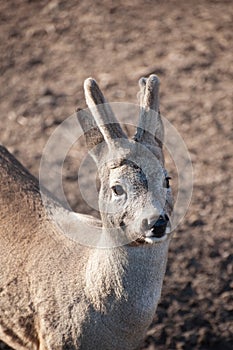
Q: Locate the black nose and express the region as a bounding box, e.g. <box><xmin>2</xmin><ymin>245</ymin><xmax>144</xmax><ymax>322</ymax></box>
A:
<box><xmin>151</xmin><ymin>215</ymin><xmax>169</xmax><ymax>238</ymax></box>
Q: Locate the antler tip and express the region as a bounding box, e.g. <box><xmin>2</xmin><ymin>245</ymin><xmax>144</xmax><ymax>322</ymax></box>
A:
<box><xmin>138</xmin><ymin>74</ymin><xmax>160</xmax><ymax>90</ymax></box>
<box><xmin>84</xmin><ymin>77</ymin><xmax>97</xmax><ymax>91</ymax></box>
<box><xmin>148</xmin><ymin>74</ymin><xmax>160</xmax><ymax>86</ymax></box>
<box><xmin>138</xmin><ymin>77</ymin><xmax>147</xmax><ymax>88</ymax></box>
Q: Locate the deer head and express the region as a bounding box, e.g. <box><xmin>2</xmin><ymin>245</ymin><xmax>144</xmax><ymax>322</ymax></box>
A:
<box><xmin>77</xmin><ymin>75</ymin><xmax>173</xmax><ymax>248</ymax></box>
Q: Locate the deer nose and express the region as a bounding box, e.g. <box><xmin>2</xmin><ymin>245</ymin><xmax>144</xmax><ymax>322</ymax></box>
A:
<box><xmin>148</xmin><ymin>215</ymin><xmax>169</xmax><ymax>238</ymax></box>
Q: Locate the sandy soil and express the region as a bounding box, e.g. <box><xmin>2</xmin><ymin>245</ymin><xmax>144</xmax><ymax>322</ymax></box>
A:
<box><xmin>0</xmin><ymin>0</ymin><xmax>232</xmax><ymax>349</ymax></box>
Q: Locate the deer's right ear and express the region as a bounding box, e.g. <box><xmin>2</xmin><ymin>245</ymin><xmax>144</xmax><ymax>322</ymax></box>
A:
<box><xmin>77</xmin><ymin>108</ymin><xmax>105</xmax><ymax>163</ymax></box>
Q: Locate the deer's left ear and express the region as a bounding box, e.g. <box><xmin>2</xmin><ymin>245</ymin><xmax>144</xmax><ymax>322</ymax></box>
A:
<box><xmin>77</xmin><ymin>108</ymin><xmax>106</xmax><ymax>163</ymax></box>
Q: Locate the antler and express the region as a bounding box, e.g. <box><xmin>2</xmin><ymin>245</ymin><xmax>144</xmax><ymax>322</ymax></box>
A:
<box><xmin>84</xmin><ymin>78</ymin><xmax>127</xmax><ymax>144</ymax></box>
<box><xmin>134</xmin><ymin>75</ymin><xmax>164</xmax><ymax>147</ymax></box>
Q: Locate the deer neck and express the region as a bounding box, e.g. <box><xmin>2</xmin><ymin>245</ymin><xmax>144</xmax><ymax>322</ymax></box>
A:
<box><xmin>84</xmin><ymin>228</ymin><xmax>170</xmax><ymax>318</ymax></box>
<box><xmin>84</xmin><ymin>240</ymin><xmax>128</xmax><ymax>312</ymax></box>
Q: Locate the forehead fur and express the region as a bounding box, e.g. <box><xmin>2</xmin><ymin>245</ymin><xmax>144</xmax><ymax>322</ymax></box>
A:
<box><xmin>109</xmin><ymin>160</ymin><xmax>148</xmax><ymax>188</ymax></box>
<box><xmin>96</xmin><ymin>139</ymin><xmax>165</xmax><ymax>192</ymax></box>
<box><xmin>105</xmin><ymin>140</ymin><xmax>164</xmax><ymax>168</ymax></box>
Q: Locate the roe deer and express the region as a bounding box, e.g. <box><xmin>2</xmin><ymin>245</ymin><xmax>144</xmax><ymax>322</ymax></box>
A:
<box><xmin>0</xmin><ymin>75</ymin><xmax>173</xmax><ymax>350</ymax></box>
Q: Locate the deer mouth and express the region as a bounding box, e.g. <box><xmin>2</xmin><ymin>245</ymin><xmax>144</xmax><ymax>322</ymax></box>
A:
<box><xmin>144</xmin><ymin>225</ymin><xmax>171</xmax><ymax>244</ymax></box>
<box><xmin>134</xmin><ymin>216</ymin><xmax>171</xmax><ymax>245</ymax></box>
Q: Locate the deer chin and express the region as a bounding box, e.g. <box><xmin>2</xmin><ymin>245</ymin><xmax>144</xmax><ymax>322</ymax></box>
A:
<box><xmin>133</xmin><ymin>226</ymin><xmax>171</xmax><ymax>245</ymax></box>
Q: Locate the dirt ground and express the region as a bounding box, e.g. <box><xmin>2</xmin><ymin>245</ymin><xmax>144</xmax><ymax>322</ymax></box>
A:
<box><xmin>0</xmin><ymin>0</ymin><xmax>232</xmax><ymax>349</ymax></box>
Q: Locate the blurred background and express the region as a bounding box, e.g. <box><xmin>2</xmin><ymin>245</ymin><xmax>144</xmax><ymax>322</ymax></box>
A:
<box><xmin>0</xmin><ymin>0</ymin><xmax>232</xmax><ymax>349</ymax></box>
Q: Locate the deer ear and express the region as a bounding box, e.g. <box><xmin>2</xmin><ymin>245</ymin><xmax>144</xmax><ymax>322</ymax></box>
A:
<box><xmin>134</xmin><ymin>75</ymin><xmax>164</xmax><ymax>148</ymax></box>
<box><xmin>77</xmin><ymin>108</ymin><xmax>106</xmax><ymax>163</ymax></box>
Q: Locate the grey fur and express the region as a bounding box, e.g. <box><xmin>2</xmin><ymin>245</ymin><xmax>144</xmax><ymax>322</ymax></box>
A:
<box><xmin>0</xmin><ymin>75</ymin><xmax>173</xmax><ymax>350</ymax></box>
<box><xmin>134</xmin><ymin>74</ymin><xmax>164</xmax><ymax>147</ymax></box>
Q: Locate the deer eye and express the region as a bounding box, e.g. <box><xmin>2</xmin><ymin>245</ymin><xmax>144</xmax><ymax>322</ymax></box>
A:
<box><xmin>112</xmin><ymin>185</ymin><xmax>125</xmax><ymax>196</ymax></box>
<box><xmin>164</xmin><ymin>176</ymin><xmax>171</xmax><ymax>189</ymax></box>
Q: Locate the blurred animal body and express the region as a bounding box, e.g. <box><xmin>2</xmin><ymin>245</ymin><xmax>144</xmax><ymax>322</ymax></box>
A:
<box><xmin>0</xmin><ymin>75</ymin><xmax>173</xmax><ymax>350</ymax></box>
